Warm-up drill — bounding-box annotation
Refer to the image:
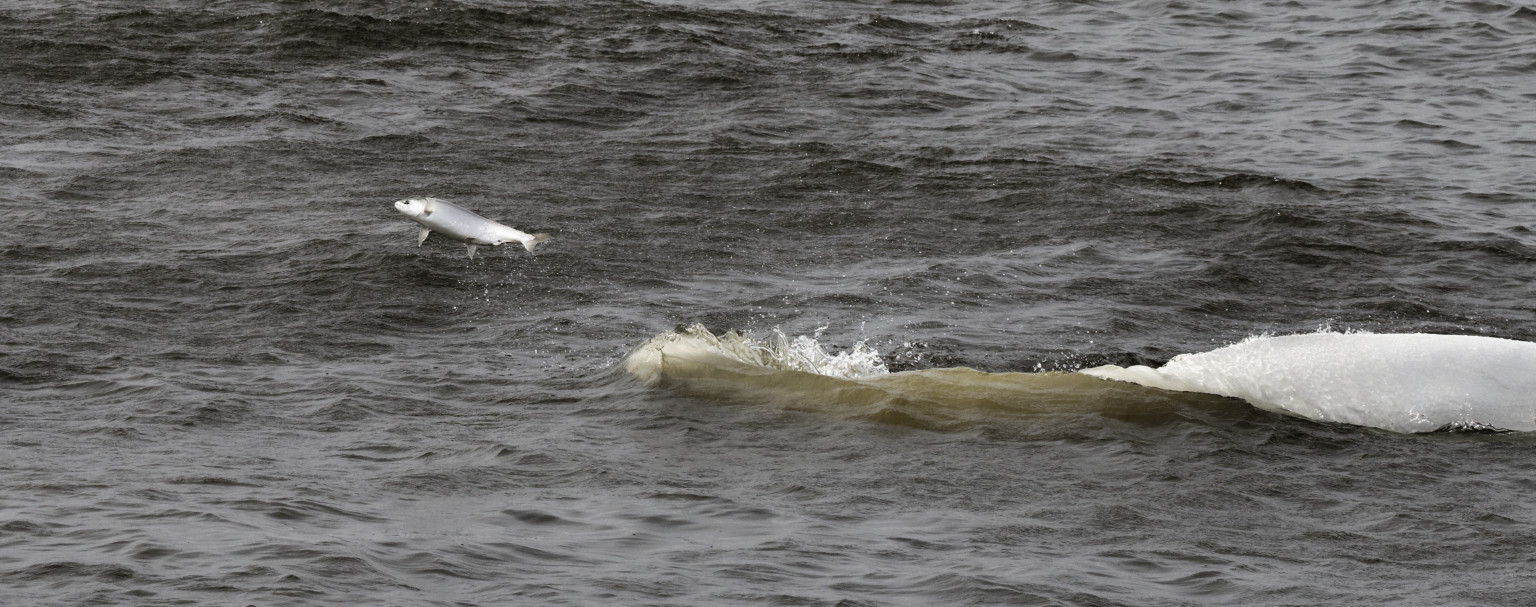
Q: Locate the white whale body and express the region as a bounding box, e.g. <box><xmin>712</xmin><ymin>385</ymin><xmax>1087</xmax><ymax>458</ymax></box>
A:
<box><xmin>1082</xmin><ymin>332</ymin><xmax>1536</xmax><ymax>433</ymax></box>
<box><xmin>394</xmin><ymin>197</ymin><xmax>551</xmax><ymax>258</ymax></box>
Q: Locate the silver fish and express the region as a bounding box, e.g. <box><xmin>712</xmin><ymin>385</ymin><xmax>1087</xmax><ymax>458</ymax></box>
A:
<box><xmin>394</xmin><ymin>197</ymin><xmax>551</xmax><ymax>258</ymax></box>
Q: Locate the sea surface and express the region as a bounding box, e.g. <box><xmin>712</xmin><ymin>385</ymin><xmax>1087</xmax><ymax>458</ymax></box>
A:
<box><xmin>4</xmin><ymin>0</ymin><xmax>1536</xmax><ymax>605</ymax></box>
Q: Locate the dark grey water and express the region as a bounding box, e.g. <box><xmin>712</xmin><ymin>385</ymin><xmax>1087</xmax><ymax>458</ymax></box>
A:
<box><xmin>4</xmin><ymin>0</ymin><xmax>1536</xmax><ymax>604</ymax></box>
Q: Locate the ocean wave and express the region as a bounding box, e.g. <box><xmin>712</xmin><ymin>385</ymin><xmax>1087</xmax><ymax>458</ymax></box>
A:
<box><xmin>622</xmin><ymin>326</ymin><xmax>1536</xmax><ymax>434</ymax></box>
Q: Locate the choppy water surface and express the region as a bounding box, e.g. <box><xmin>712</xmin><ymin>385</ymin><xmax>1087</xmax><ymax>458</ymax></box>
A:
<box><xmin>4</xmin><ymin>0</ymin><xmax>1536</xmax><ymax>604</ymax></box>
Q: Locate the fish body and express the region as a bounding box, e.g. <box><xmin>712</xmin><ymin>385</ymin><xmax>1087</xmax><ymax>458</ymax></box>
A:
<box><xmin>393</xmin><ymin>197</ymin><xmax>551</xmax><ymax>258</ymax></box>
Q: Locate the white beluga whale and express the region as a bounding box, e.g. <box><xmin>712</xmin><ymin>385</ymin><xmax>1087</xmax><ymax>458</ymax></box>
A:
<box><xmin>1082</xmin><ymin>332</ymin><xmax>1536</xmax><ymax>433</ymax></box>
<box><xmin>393</xmin><ymin>197</ymin><xmax>551</xmax><ymax>258</ymax></box>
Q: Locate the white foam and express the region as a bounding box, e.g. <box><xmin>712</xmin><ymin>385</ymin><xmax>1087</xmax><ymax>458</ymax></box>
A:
<box><xmin>622</xmin><ymin>324</ymin><xmax>888</xmax><ymax>384</ymax></box>
<box><xmin>1082</xmin><ymin>332</ymin><xmax>1536</xmax><ymax>433</ymax></box>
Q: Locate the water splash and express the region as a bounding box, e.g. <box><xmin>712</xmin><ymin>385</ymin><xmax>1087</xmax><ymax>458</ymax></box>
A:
<box><xmin>623</xmin><ymin>324</ymin><xmax>888</xmax><ymax>383</ymax></box>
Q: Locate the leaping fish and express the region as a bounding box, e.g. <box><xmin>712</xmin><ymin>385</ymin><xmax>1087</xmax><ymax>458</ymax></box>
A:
<box><xmin>393</xmin><ymin>197</ymin><xmax>552</xmax><ymax>258</ymax></box>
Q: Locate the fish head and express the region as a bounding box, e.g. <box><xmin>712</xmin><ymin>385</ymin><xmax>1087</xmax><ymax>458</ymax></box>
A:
<box><xmin>393</xmin><ymin>197</ymin><xmax>431</xmax><ymax>218</ymax></box>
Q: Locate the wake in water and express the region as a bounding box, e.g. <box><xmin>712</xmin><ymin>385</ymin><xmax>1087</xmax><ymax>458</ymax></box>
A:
<box><xmin>622</xmin><ymin>327</ymin><xmax>1536</xmax><ymax>434</ymax></box>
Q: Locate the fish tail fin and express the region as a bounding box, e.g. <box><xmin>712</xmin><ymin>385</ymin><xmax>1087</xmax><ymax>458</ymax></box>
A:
<box><xmin>524</xmin><ymin>233</ymin><xmax>553</xmax><ymax>252</ymax></box>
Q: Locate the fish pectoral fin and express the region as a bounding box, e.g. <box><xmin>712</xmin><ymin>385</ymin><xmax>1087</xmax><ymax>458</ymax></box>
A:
<box><xmin>417</xmin><ymin>227</ymin><xmax>431</xmax><ymax>246</ymax></box>
<box><xmin>466</xmin><ymin>244</ymin><xmax>478</xmax><ymax>259</ymax></box>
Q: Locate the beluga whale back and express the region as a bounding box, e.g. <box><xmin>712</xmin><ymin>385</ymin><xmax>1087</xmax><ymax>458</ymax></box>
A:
<box><xmin>394</xmin><ymin>197</ymin><xmax>551</xmax><ymax>258</ymax></box>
